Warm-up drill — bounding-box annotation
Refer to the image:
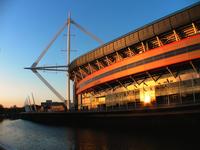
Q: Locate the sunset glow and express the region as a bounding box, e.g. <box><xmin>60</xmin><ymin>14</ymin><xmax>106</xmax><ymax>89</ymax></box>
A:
<box><xmin>0</xmin><ymin>0</ymin><xmax>198</xmax><ymax>107</ymax></box>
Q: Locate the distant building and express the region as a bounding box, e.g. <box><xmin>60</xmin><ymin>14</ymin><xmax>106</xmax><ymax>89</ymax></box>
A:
<box><xmin>41</xmin><ymin>100</ymin><xmax>66</xmax><ymax>112</ymax></box>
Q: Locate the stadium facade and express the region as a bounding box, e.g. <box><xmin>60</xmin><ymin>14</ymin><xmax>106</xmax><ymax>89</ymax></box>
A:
<box><xmin>69</xmin><ymin>3</ymin><xmax>200</xmax><ymax>110</ymax></box>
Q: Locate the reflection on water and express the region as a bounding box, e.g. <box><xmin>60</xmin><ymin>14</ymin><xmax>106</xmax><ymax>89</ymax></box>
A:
<box><xmin>0</xmin><ymin>119</ymin><xmax>199</xmax><ymax>150</ymax></box>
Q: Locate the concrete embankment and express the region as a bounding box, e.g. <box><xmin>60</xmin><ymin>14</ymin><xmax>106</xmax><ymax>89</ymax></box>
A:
<box><xmin>20</xmin><ymin>104</ymin><xmax>200</xmax><ymax>130</ymax></box>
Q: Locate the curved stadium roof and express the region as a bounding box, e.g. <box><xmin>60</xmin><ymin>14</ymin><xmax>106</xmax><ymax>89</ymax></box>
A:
<box><xmin>69</xmin><ymin>2</ymin><xmax>200</xmax><ymax>72</ymax></box>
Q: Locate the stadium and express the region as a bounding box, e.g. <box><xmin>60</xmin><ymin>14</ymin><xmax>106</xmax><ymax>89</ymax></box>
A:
<box><xmin>69</xmin><ymin>3</ymin><xmax>200</xmax><ymax>111</ymax></box>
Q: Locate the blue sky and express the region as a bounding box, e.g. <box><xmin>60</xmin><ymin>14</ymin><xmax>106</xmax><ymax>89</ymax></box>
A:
<box><xmin>0</xmin><ymin>0</ymin><xmax>199</xmax><ymax>107</ymax></box>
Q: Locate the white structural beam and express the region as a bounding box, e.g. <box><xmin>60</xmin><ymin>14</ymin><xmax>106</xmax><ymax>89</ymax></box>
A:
<box><xmin>67</xmin><ymin>12</ymin><xmax>71</xmax><ymax>109</ymax></box>
<box><xmin>32</xmin><ymin>21</ymin><xmax>68</xmax><ymax>68</ymax></box>
<box><xmin>31</xmin><ymin>92</ymin><xmax>37</xmax><ymax>112</ymax></box>
<box><xmin>71</xmin><ymin>20</ymin><xmax>103</xmax><ymax>45</ymax></box>
<box><xmin>33</xmin><ymin>70</ymin><xmax>66</xmax><ymax>103</ymax></box>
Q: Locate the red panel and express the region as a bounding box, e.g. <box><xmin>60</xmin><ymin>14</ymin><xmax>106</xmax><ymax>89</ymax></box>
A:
<box><xmin>77</xmin><ymin>34</ymin><xmax>200</xmax><ymax>87</ymax></box>
<box><xmin>76</xmin><ymin>34</ymin><xmax>200</xmax><ymax>94</ymax></box>
<box><xmin>77</xmin><ymin>51</ymin><xmax>200</xmax><ymax>94</ymax></box>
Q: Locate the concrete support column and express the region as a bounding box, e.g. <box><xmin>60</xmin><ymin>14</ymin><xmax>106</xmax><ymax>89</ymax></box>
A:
<box><xmin>78</xmin><ymin>94</ymin><xmax>82</xmax><ymax>110</ymax></box>
<box><xmin>167</xmin><ymin>85</ymin><xmax>170</xmax><ymax>106</ymax></box>
<box><xmin>178</xmin><ymin>75</ymin><xmax>182</xmax><ymax>104</ymax></box>
<box><xmin>192</xmin><ymin>75</ymin><xmax>196</xmax><ymax>103</ymax></box>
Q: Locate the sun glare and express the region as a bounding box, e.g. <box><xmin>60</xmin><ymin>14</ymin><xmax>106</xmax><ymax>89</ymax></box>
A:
<box><xmin>144</xmin><ymin>94</ymin><xmax>151</xmax><ymax>104</ymax></box>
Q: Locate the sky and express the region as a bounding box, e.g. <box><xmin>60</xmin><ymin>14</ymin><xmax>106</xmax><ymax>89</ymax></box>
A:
<box><xmin>0</xmin><ymin>0</ymin><xmax>199</xmax><ymax>107</ymax></box>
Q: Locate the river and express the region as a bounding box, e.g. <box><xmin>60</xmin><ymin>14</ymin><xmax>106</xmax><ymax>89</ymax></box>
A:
<box><xmin>0</xmin><ymin>119</ymin><xmax>199</xmax><ymax>150</ymax></box>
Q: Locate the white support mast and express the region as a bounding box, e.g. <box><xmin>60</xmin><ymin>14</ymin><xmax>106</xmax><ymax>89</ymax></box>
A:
<box><xmin>25</xmin><ymin>12</ymin><xmax>103</xmax><ymax>111</ymax></box>
<box><xmin>28</xmin><ymin>96</ymin><xmax>33</xmax><ymax>112</ymax></box>
<box><xmin>67</xmin><ymin>12</ymin><xmax>71</xmax><ymax>110</ymax></box>
<box><xmin>31</xmin><ymin>92</ymin><xmax>37</xmax><ymax>112</ymax></box>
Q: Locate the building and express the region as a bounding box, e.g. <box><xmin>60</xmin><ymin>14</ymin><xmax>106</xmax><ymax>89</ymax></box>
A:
<box><xmin>69</xmin><ymin>3</ymin><xmax>200</xmax><ymax>110</ymax></box>
<box><xmin>41</xmin><ymin>100</ymin><xmax>66</xmax><ymax>112</ymax></box>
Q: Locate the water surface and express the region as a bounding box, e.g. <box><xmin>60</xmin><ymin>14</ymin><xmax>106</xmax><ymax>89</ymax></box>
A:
<box><xmin>0</xmin><ymin>119</ymin><xmax>199</xmax><ymax>150</ymax></box>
